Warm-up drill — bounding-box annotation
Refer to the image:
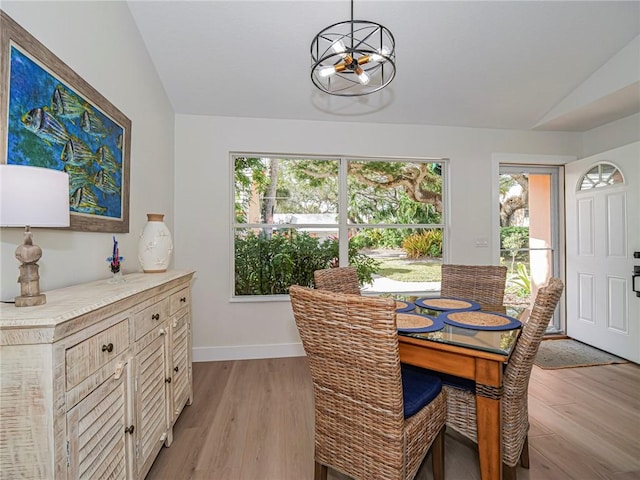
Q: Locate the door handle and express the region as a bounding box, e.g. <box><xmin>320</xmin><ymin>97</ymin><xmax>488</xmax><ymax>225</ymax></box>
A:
<box><xmin>633</xmin><ymin>265</ymin><xmax>640</xmax><ymax>297</ymax></box>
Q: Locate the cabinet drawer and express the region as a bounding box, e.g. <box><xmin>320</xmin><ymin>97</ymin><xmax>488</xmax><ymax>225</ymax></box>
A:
<box><xmin>134</xmin><ymin>299</ymin><xmax>169</xmax><ymax>341</ymax></box>
<box><xmin>169</xmin><ymin>288</ymin><xmax>190</xmax><ymax>316</ymax></box>
<box><xmin>66</xmin><ymin>320</ymin><xmax>129</xmax><ymax>390</ymax></box>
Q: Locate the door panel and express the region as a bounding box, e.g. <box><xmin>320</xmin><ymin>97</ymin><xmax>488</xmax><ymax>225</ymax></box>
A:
<box><xmin>565</xmin><ymin>142</ymin><xmax>639</xmax><ymax>362</ymax></box>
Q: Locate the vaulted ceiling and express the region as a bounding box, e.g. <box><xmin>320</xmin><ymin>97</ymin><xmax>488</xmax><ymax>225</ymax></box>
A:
<box><xmin>127</xmin><ymin>1</ymin><xmax>640</xmax><ymax>132</ymax></box>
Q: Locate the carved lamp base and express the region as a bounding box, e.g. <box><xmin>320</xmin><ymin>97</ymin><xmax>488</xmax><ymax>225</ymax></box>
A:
<box><xmin>15</xmin><ymin>228</ymin><xmax>47</xmax><ymax>307</ymax></box>
<box><xmin>15</xmin><ymin>293</ymin><xmax>46</xmax><ymax>307</ymax></box>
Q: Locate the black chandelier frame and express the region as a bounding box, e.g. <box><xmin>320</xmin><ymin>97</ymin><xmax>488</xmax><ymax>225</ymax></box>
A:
<box><xmin>310</xmin><ymin>6</ymin><xmax>396</xmax><ymax>97</ymax></box>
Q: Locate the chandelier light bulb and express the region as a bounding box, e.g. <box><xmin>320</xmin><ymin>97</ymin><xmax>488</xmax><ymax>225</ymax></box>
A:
<box><xmin>355</xmin><ymin>67</ymin><xmax>370</xmax><ymax>85</ymax></box>
<box><xmin>370</xmin><ymin>46</ymin><xmax>391</xmax><ymax>63</ymax></box>
<box><xmin>332</xmin><ymin>39</ymin><xmax>347</xmax><ymax>58</ymax></box>
<box><xmin>319</xmin><ymin>66</ymin><xmax>337</xmax><ymax>77</ymax></box>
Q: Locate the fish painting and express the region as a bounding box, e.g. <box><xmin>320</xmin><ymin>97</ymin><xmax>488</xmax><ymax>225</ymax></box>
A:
<box><xmin>21</xmin><ymin>107</ymin><xmax>70</xmax><ymax>145</ymax></box>
<box><xmin>61</xmin><ymin>137</ymin><xmax>95</xmax><ymax>167</ymax></box>
<box><xmin>8</xmin><ymin>45</ymin><xmax>127</xmax><ymax>223</ymax></box>
<box><xmin>80</xmin><ymin>110</ymin><xmax>107</xmax><ymax>138</ymax></box>
<box><xmin>94</xmin><ymin>169</ymin><xmax>120</xmax><ymax>195</ymax></box>
<box><xmin>64</xmin><ymin>164</ymin><xmax>92</xmax><ymax>191</ymax></box>
<box><xmin>70</xmin><ymin>186</ymin><xmax>106</xmax><ymax>214</ymax></box>
<box><xmin>95</xmin><ymin>145</ymin><xmax>119</xmax><ymax>172</ymax></box>
<box><xmin>50</xmin><ymin>84</ymin><xmax>87</xmax><ymax>120</ymax></box>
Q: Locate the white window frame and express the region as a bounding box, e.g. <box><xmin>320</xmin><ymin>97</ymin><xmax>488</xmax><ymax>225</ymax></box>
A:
<box><xmin>230</xmin><ymin>152</ymin><xmax>449</xmax><ymax>301</ymax></box>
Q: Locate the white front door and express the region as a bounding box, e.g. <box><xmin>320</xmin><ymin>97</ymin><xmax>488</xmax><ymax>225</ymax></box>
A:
<box><xmin>565</xmin><ymin>142</ymin><xmax>639</xmax><ymax>362</ymax></box>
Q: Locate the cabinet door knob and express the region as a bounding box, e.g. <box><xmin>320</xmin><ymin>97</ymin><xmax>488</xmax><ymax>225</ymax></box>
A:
<box><xmin>180</xmin><ymin>297</ymin><xmax>187</xmax><ymax>303</ymax></box>
<box><xmin>159</xmin><ymin>328</ymin><xmax>167</xmax><ymax>336</ymax></box>
<box><xmin>174</xmin><ymin>366</ymin><xmax>179</xmax><ymax>373</ymax></box>
<box><xmin>102</xmin><ymin>343</ymin><xmax>114</xmax><ymax>353</ymax></box>
<box><xmin>152</xmin><ymin>313</ymin><xmax>160</xmax><ymax>320</ymax></box>
<box><xmin>165</xmin><ymin>377</ymin><xmax>172</xmax><ymax>384</ymax></box>
<box><xmin>125</xmin><ymin>425</ymin><xmax>135</xmax><ymax>435</ymax></box>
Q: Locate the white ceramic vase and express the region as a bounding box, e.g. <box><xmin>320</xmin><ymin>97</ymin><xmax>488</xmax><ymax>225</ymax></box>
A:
<box><xmin>138</xmin><ymin>213</ymin><xmax>173</xmax><ymax>273</ymax></box>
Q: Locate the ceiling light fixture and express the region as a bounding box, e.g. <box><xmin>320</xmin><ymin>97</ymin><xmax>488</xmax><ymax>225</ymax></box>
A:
<box><xmin>311</xmin><ymin>0</ymin><xmax>396</xmax><ymax>96</ymax></box>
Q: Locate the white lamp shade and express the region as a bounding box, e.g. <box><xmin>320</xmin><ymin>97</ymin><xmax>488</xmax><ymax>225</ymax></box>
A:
<box><xmin>0</xmin><ymin>164</ymin><xmax>70</xmax><ymax>227</ymax></box>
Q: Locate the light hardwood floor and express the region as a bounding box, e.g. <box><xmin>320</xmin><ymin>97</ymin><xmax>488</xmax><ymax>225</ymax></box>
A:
<box><xmin>146</xmin><ymin>358</ymin><xmax>640</xmax><ymax>480</ymax></box>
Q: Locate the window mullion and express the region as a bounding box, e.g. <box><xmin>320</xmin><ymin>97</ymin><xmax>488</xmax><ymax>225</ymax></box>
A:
<box><xmin>338</xmin><ymin>157</ymin><xmax>349</xmax><ymax>266</ymax></box>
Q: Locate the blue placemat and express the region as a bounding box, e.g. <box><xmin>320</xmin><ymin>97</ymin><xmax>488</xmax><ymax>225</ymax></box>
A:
<box><xmin>395</xmin><ymin>300</ymin><xmax>416</xmax><ymax>313</ymax></box>
<box><xmin>396</xmin><ymin>313</ymin><xmax>444</xmax><ymax>333</ymax></box>
<box><xmin>439</xmin><ymin>310</ymin><xmax>521</xmax><ymax>331</ymax></box>
<box><xmin>415</xmin><ymin>297</ymin><xmax>481</xmax><ymax>312</ymax></box>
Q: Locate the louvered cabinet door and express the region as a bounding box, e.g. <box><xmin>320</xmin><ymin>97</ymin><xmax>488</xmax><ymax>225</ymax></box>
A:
<box><xmin>66</xmin><ymin>363</ymin><xmax>132</xmax><ymax>480</ymax></box>
<box><xmin>134</xmin><ymin>328</ymin><xmax>168</xmax><ymax>480</ymax></box>
<box><xmin>170</xmin><ymin>310</ymin><xmax>191</xmax><ymax>424</ymax></box>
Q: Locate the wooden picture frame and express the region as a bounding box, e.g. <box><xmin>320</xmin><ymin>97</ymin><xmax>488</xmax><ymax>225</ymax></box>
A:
<box><xmin>1</xmin><ymin>11</ymin><xmax>131</xmax><ymax>233</ymax></box>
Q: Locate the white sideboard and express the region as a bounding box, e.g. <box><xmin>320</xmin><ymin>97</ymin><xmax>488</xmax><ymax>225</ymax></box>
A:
<box><xmin>0</xmin><ymin>270</ymin><xmax>195</xmax><ymax>480</ymax></box>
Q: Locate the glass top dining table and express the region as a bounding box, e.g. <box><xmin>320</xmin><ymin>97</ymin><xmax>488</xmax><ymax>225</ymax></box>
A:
<box><xmin>386</xmin><ymin>293</ymin><xmax>527</xmax><ymax>480</ymax></box>
<box><xmin>386</xmin><ymin>294</ymin><xmax>526</xmax><ymax>357</ymax></box>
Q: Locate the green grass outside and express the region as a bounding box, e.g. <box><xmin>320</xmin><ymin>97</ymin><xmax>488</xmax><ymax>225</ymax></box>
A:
<box><xmin>376</xmin><ymin>258</ymin><xmax>442</xmax><ymax>282</ymax></box>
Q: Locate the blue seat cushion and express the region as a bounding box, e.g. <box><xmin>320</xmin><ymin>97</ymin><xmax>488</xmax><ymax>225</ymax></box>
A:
<box><xmin>403</xmin><ymin>363</ymin><xmax>476</xmax><ymax>394</ymax></box>
<box><xmin>401</xmin><ymin>364</ymin><xmax>443</xmax><ymax>418</ymax></box>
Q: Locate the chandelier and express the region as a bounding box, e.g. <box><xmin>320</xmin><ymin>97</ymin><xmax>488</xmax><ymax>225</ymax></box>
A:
<box><xmin>310</xmin><ymin>0</ymin><xmax>396</xmax><ymax>96</ymax></box>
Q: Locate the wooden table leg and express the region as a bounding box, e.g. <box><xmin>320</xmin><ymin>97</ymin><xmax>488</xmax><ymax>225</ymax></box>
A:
<box><xmin>475</xmin><ymin>359</ymin><xmax>503</xmax><ymax>480</ymax></box>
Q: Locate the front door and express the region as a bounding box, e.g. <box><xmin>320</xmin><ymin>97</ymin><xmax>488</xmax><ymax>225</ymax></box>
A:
<box><xmin>565</xmin><ymin>142</ymin><xmax>639</xmax><ymax>362</ymax></box>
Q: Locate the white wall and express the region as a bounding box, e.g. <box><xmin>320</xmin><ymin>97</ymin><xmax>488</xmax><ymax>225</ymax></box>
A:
<box><xmin>581</xmin><ymin>113</ymin><xmax>640</xmax><ymax>157</ymax></box>
<box><xmin>0</xmin><ymin>2</ymin><xmax>175</xmax><ymax>301</ymax></box>
<box><xmin>174</xmin><ymin>115</ymin><xmax>582</xmax><ymax>360</ymax></box>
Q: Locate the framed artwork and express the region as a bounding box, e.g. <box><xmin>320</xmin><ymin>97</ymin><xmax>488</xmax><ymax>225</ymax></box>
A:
<box><xmin>1</xmin><ymin>11</ymin><xmax>131</xmax><ymax>233</ymax></box>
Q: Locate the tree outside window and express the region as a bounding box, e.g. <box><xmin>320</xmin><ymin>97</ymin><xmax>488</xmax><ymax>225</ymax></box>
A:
<box><xmin>233</xmin><ymin>155</ymin><xmax>446</xmax><ymax>297</ymax></box>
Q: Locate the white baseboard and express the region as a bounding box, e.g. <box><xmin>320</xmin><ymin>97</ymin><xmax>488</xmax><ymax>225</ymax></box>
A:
<box><xmin>192</xmin><ymin>342</ymin><xmax>305</xmax><ymax>362</ymax></box>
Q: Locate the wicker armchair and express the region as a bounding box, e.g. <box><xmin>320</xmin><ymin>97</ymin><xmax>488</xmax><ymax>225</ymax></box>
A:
<box><xmin>441</xmin><ymin>264</ymin><xmax>508</xmax><ymax>313</ymax></box>
<box><xmin>289</xmin><ymin>285</ymin><xmax>447</xmax><ymax>480</ymax></box>
<box><xmin>443</xmin><ymin>277</ymin><xmax>564</xmax><ymax>480</ymax></box>
<box><xmin>314</xmin><ymin>266</ymin><xmax>361</xmax><ymax>295</ymax></box>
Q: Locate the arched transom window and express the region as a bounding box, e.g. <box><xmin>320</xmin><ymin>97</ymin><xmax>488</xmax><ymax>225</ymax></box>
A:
<box><xmin>578</xmin><ymin>162</ymin><xmax>624</xmax><ymax>191</ymax></box>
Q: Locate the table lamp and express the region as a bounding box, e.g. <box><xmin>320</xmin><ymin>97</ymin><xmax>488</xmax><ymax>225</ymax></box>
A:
<box><xmin>0</xmin><ymin>164</ymin><xmax>70</xmax><ymax>307</ymax></box>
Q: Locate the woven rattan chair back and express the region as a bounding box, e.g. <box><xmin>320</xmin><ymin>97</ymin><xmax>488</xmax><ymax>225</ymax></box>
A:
<box><xmin>289</xmin><ymin>285</ymin><xmax>445</xmax><ymax>480</ymax></box>
<box><xmin>440</xmin><ymin>264</ymin><xmax>507</xmax><ymax>313</ymax></box>
<box><xmin>314</xmin><ymin>266</ymin><xmax>361</xmax><ymax>295</ymax></box>
<box><xmin>443</xmin><ymin>277</ymin><xmax>564</xmax><ymax>480</ymax></box>
<box><xmin>501</xmin><ymin>277</ymin><xmax>564</xmax><ymax>466</ymax></box>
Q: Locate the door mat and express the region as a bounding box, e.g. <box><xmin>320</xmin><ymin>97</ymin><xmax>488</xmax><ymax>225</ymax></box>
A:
<box><xmin>534</xmin><ymin>338</ymin><xmax>628</xmax><ymax>369</ymax></box>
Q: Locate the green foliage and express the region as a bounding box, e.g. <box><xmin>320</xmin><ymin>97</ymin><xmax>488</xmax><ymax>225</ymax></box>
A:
<box><xmin>374</xmin><ymin>193</ymin><xmax>441</xmax><ymax>225</ymax></box>
<box><xmin>234</xmin><ymin>230</ymin><xmax>380</xmax><ymax>295</ymax></box>
<box><xmin>234</xmin><ymin>157</ymin><xmax>268</xmax><ymax>223</ymax></box>
<box><xmin>500</xmin><ymin>226</ymin><xmax>529</xmax><ymax>268</ymax></box>
<box><xmin>401</xmin><ymin>230</ymin><xmax>443</xmax><ymax>259</ymax></box>
<box><xmin>507</xmin><ymin>263</ymin><xmax>531</xmax><ymax>298</ymax></box>
<box><xmin>500</xmin><ymin>226</ymin><xmax>529</xmax><ymax>250</ymax></box>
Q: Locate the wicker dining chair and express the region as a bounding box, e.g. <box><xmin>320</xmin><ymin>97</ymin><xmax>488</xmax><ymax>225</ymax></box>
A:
<box><xmin>440</xmin><ymin>264</ymin><xmax>508</xmax><ymax>313</ymax></box>
<box><xmin>314</xmin><ymin>266</ymin><xmax>361</xmax><ymax>295</ymax></box>
<box><xmin>443</xmin><ymin>277</ymin><xmax>564</xmax><ymax>480</ymax></box>
<box><xmin>289</xmin><ymin>285</ymin><xmax>447</xmax><ymax>480</ymax></box>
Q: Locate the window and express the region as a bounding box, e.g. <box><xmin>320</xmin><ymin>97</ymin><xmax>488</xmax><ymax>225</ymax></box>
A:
<box><xmin>233</xmin><ymin>154</ymin><xmax>447</xmax><ymax>298</ymax></box>
<box><xmin>578</xmin><ymin>162</ymin><xmax>623</xmax><ymax>191</ymax></box>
